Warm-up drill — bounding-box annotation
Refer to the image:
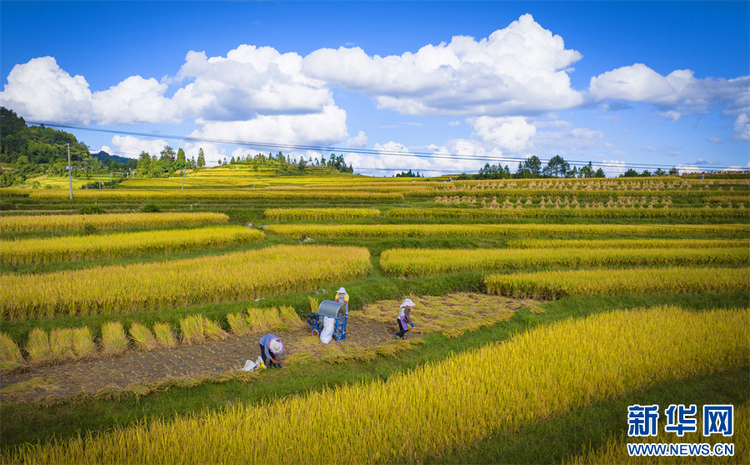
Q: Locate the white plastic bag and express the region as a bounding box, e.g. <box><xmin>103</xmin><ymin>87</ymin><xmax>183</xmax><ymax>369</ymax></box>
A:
<box><xmin>241</xmin><ymin>356</ymin><xmax>266</xmax><ymax>372</ymax></box>
<box><xmin>241</xmin><ymin>359</ymin><xmax>257</xmax><ymax>371</ymax></box>
<box><xmin>320</xmin><ymin>316</ymin><xmax>335</xmax><ymax>344</ymax></box>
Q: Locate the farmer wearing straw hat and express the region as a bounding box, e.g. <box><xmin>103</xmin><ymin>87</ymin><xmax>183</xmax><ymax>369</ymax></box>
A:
<box><xmin>335</xmin><ymin>287</ymin><xmax>349</xmax><ymax>306</ymax></box>
<box><xmin>395</xmin><ymin>298</ymin><xmax>415</xmax><ymax>339</ymax></box>
<box><xmin>259</xmin><ymin>334</ymin><xmax>284</xmax><ymax>368</ymax></box>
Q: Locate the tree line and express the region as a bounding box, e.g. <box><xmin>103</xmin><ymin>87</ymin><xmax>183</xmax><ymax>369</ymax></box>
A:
<box><xmin>459</xmin><ymin>155</ymin><xmax>680</xmax><ymax>180</ymax></box>
<box><xmin>223</xmin><ymin>151</ymin><xmax>353</xmax><ymax>173</ymax></box>
<box><xmin>0</xmin><ymin>107</ymin><xmax>121</xmax><ymax>187</ymax></box>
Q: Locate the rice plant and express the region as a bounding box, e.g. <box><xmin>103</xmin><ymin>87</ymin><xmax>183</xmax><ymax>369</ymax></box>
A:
<box><xmin>153</xmin><ymin>323</ymin><xmax>177</xmax><ymax>348</ymax></box>
<box><xmin>278</xmin><ymin>306</ymin><xmax>305</xmax><ymax>331</ymax></box>
<box><xmin>28</xmin><ymin>189</ymin><xmax>403</xmax><ymax>202</ymax></box>
<box><xmin>380</xmin><ymin>246</ymin><xmax>750</xmax><ymax>277</ymax></box>
<box><xmin>506</xmin><ymin>238</ymin><xmax>750</xmax><ymax>250</ymax></box>
<box><xmin>0</xmin><ymin>333</ymin><xmax>25</xmax><ymax>370</ymax></box>
<box><xmin>0</xmin><ymin>226</ymin><xmax>264</xmax><ymax>265</ymax></box>
<box><xmin>129</xmin><ymin>323</ymin><xmax>159</xmax><ymax>351</ymax></box>
<box><xmin>267</xmin><ymin>223</ymin><xmax>749</xmax><ymax>239</ymax></box>
<box><xmin>264</xmin><ymin>208</ymin><xmax>381</xmax><ymax>220</ymax></box>
<box><xmin>25</xmin><ymin>328</ymin><xmax>51</xmax><ymax>365</ymax></box>
<box><xmin>389</xmin><ymin>206</ymin><xmax>750</xmax><ymax>220</ymax></box>
<box><xmin>227</xmin><ymin>313</ymin><xmax>251</xmax><ymax>336</ymax></box>
<box><xmin>1</xmin><ymin>245</ymin><xmax>371</xmax><ymax>320</ymax></box>
<box><xmin>0</xmin><ymin>212</ymin><xmax>229</xmax><ymax>233</ymax></box>
<box><xmin>203</xmin><ymin>318</ymin><xmax>228</xmax><ymax>341</ymax></box>
<box><xmin>180</xmin><ymin>315</ymin><xmax>205</xmax><ymax>345</ymax></box>
<box><xmin>485</xmin><ymin>266</ymin><xmax>750</xmax><ymax>299</ymax></box>
<box><xmin>49</xmin><ymin>329</ymin><xmax>75</xmax><ymax>361</ymax></box>
<box><xmin>71</xmin><ymin>327</ymin><xmax>96</xmax><ymax>359</ymax></box>
<box><xmin>100</xmin><ymin>322</ymin><xmax>128</xmax><ymax>357</ymax></box>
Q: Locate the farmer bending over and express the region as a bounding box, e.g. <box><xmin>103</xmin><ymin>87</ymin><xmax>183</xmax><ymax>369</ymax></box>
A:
<box><xmin>395</xmin><ymin>298</ymin><xmax>415</xmax><ymax>339</ymax></box>
<box><xmin>259</xmin><ymin>334</ymin><xmax>284</xmax><ymax>368</ymax></box>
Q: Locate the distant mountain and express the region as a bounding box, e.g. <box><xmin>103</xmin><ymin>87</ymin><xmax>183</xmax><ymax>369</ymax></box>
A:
<box><xmin>92</xmin><ymin>150</ymin><xmax>133</xmax><ymax>165</ymax></box>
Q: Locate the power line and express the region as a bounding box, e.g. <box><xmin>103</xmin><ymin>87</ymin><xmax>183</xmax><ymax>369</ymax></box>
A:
<box><xmin>26</xmin><ymin>120</ymin><xmax>748</xmax><ymax>172</ymax></box>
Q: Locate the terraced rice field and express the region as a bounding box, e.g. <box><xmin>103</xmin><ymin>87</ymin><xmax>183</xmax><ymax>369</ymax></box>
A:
<box><xmin>1</xmin><ymin>173</ymin><xmax>748</xmax><ymax>464</ymax></box>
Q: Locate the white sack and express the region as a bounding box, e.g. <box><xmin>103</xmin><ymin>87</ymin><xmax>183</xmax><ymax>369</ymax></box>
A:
<box><xmin>320</xmin><ymin>316</ymin><xmax>335</xmax><ymax>344</ymax></box>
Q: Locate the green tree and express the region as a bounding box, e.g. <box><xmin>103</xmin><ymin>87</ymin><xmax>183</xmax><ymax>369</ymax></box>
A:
<box><xmin>579</xmin><ymin>162</ymin><xmax>595</xmax><ymax>178</ymax></box>
<box><xmin>594</xmin><ymin>168</ymin><xmax>606</xmax><ymax>178</ymax></box>
<box><xmin>543</xmin><ymin>155</ymin><xmax>570</xmax><ymax>177</ymax></box>
<box><xmin>197</xmin><ymin>148</ymin><xmax>206</xmax><ymax>170</ymax></box>
<box><xmin>149</xmin><ymin>154</ymin><xmax>158</xmax><ymax>178</ymax></box>
<box><xmin>137</xmin><ymin>151</ymin><xmax>151</xmax><ymax>177</ymax></box>
<box><xmin>159</xmin><ymin>145</ymin><xmax>176</xmax><ymax>166</ymax></box>
<box><xmin>516</xmin><ymin>156</ymin><xmax>542</xmax><ymax>178</ymax></box>
<box><xmin>176</xmin><ymin>148</ymin><xmax>186</xmax><ymax>167</ymax></box>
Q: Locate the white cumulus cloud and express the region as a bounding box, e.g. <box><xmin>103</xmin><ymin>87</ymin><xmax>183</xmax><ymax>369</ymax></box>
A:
<box><xmin>302</xmin><ymin>14</ymin><xmax>584</xmax><ymax>116</ymax></box>
<box><xmin>733</xmin><ymin>113</ymin><xmax>750</xmax><ymax>141</ymax></box>
<box><xmin>0</xmin><ymin>57</ymin><xmax>94</xmax><ymax>123</ymax></box>
<box><xmin>107</xmin><ymin>135</ymin><xmax>172</xmax><ymax>159</ymax></box>
<box><xmin>589</xmin><ymin>63</ymin><xmax>750</xmax><ymax>139</ymax></box>
<box><xmin>190</xmin><ymin>104</ymin><xmax>348</xmax><ymax>147</ymax></box>
<box><xmin>347</xmin><ymin>130</ymin><xmax>369</xmax><ymax>148</ymax></box>
<box><xmin>171</xmin><ymin>47</ymin><xmax>333</xmax><ymax>120</ymax></box>
<box><xmin>468</xmin><ymin>116</ymin><xmax>537</xmax><ymax>152</ymax></box>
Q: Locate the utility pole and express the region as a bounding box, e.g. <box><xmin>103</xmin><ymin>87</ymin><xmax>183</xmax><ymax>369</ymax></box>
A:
<box><xmin>182</xmin><ymin>161</ymin><xmax>187</xmax><ymax>189</ymax></box>
<box><xmin>67</xmin><ymin>143</ymin><xmax>73</xmax><ymax>200</ymax></box>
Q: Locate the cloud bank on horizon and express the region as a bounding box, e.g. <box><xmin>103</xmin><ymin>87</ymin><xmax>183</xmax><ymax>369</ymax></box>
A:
<box><xmin>1</xmin><ymin>14</ymin><xmax>747</xmax><ymax>175</ymax></box>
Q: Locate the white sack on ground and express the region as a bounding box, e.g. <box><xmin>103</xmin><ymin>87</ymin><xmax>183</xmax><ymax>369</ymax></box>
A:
<box><xmin>320</xmin><ymin>316</ymin><xmax>335</xmax><ymax>344</ymax></box>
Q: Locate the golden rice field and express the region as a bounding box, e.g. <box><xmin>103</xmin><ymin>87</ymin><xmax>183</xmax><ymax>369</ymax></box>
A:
<box><xmin>485</xmin><ymin>266</ymin><xmax>750</xmax><ymax>299</ymax></box>
<box><xmin>0</xmin><ymin>226</ymin><xmax>263</xmax><ymax>265</ymax></box>
<box><xmin>506</xmin><ymin>238</ymin><xmax>750</xmax><ymax>249</ymax></box>
<box><xmin>0</xmin><ymin>212</ymin><xmax>229</xmax><ymax>233</ymax></box>
<box><xmin>27</xmin><ymin>189</ymin><xmax>404</xmax><ymax>201</ymax></box>
<box><xmin>264</xmin><ymin>208</ymin><xmax>381</xmax><ymax>221</ymax></box>
<box><xmin>441</xmin><ymin>178</ymin><xmax>748</xmax><ymax>191</ymax></box>
<box><xmin>379</xmin><ymin>247</ymin><xmax>750</xmax><ymax>276</ymax></box>
<box><xmin>3</xmin><ymin>306</ymin><xmax>746</xmax><ymax>464</ymax></box>
<box><xmin>420</xmin><ymin>188</ymin><xmax>749</xmax><ymax>200</ymax></box>
<box><xmin>388</xmin><ymin>206</ymin><xmax>749</xmax><ymax>219</ymax></box>
<box><xmin>0</xmin><ymin>245</ymin><xmax>371</xmax><ymax>320</ymax></box>
<box><xmin>266</xmin><ymin>223</ymin><xmax>750</xmax><ymax>239</ymax></box>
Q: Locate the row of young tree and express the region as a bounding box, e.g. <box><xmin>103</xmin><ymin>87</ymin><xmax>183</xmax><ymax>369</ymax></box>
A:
<box><xmin>222</xmin><ymin>151</ymin><xmax>354</xmax><ymax>173</ymax></box>
<box><xmin>462</xmin><ymin>155</ymin><xmax>681</xmax><ymax>180</ymax></box>
<box><xmin>136</xmin><ymin>147</ymin><xmax>206</xmax><ymax>178</ymax></box>
<box><xmin>135</xmin><ymin>148</ymin><xmax>355</xmax><ymax>178</ymax></box>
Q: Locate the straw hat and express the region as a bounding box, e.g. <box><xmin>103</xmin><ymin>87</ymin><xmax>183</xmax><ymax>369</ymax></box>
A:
<box><xmin>400</xmin><ymin>298</ymin><xmax>415</xmax><ymax>308</ymax></box>
<box><xmin>269</xmin><ymin>338</ymin><xmax>284</xmax><ymax>354</ymax></box>
<box><xmin>337</xmin><ymin>287</ymin><xmax>347</xmax><ymax>294</ymax></box>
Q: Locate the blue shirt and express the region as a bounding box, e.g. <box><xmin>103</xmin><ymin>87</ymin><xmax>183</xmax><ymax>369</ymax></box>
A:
<box><xmin>259</xmin><ymin>334</ymin><xmax>279</xmax><ymax>359</ymax></box>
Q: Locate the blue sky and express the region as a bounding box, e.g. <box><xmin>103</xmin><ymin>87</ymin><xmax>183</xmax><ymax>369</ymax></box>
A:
<box><xmin>1</xmin><ymin>0</ymin><xmax>748</xmax><ymax>176</ymax></box>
